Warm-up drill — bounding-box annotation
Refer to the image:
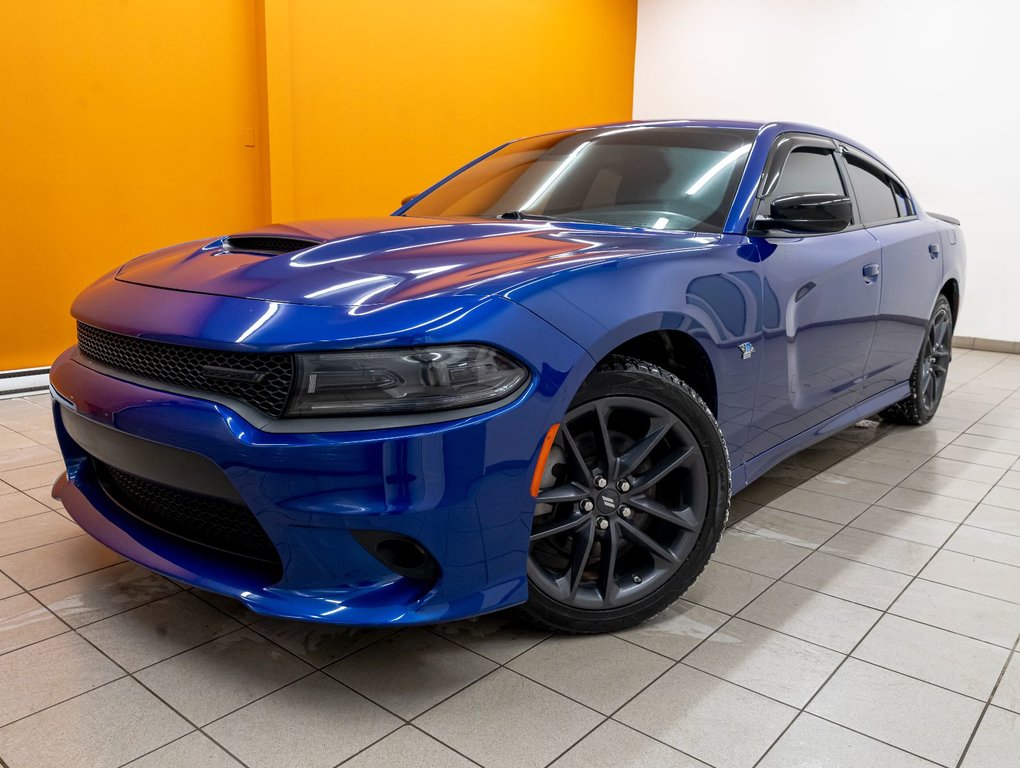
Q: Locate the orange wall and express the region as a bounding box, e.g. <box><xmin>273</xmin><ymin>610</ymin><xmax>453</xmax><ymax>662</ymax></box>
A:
<box><xmin>0</xmin><ymin>1</ymin><xmax>267</xmax><ymax>371</ymax></box>
<box><xmin>0</xmin><ymin>0</ymin><xmax>637</xmax><ymax>370</ymax></box>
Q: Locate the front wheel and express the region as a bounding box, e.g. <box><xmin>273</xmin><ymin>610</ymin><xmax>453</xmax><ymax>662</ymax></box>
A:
<box><xmin>881</xmin><ymin>295</ymin><xmax>953</xmax><ymax>425</ymax></box>
<box><xmin>523</xmin><ymin>356</ymin><xmax>730</xmax><ymax>634</ymax></box>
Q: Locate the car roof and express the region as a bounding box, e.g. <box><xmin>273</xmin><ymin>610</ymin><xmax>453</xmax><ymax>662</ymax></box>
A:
<box><xmin>523</xmin><ymin>119</ymin><xmax>891</xmax><ymax>173</ymax></box>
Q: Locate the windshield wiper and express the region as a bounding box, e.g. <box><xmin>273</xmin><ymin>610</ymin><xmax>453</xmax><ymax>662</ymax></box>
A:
<box><xmin>497</xmin><ymin>211</ymin><xmax>558</xmax><ymax>221</ymax></box>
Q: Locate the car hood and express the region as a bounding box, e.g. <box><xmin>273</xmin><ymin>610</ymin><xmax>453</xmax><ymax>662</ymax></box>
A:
<box><xmin>115</xmin><ymin>216</ymin><xmax>720</xmax><ymax>308</ymax></box>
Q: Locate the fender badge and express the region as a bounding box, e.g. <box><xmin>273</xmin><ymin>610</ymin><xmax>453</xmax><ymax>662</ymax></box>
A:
<box><xmin>738</xmin><ymin>342</ymin><xmax>755</xmax><ymax>360</ymax></box>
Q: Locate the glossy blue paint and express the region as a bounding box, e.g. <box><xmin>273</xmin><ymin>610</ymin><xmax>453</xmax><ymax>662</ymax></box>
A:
<box><xmin>51</xmin><ymin>120</ymin><xmax>966</xmax><ymax>625</ymax></box>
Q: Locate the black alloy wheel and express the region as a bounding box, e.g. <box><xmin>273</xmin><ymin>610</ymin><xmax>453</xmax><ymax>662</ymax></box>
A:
<box><xmin>882</xmin><ymin>294</ymin><xmax>954</xmax><ymax>425</ymax></box>
<box><xmin>524</xmin><ymin>356</ymin><xmax>730</xmax><ymax>633</ymax></box>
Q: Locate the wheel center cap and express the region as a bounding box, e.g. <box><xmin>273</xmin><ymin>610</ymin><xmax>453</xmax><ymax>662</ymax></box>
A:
<box><xmin>595</xmin><ymin>489</ymin><xmax>621</xmax><ymax>515</ymax></box>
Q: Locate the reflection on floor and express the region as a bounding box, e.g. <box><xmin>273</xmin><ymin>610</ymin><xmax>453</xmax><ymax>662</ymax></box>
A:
<box><xmin>2</xmin><ymin>347</ymin><xmax>1020</xmax><ymax>768</ymax></box>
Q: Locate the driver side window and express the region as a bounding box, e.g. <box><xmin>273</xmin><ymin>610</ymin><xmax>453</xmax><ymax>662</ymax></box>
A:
<box><xmin>764</xmin><ymin>148</ymin><xmax>847</xmax><ymax>212</ymax></box>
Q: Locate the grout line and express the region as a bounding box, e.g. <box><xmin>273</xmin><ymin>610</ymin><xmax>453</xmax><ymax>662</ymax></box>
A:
<box><xmin>955</xmin><ymin>634</ymin><xmax>1020</xmax><ymax>768</ymax></box>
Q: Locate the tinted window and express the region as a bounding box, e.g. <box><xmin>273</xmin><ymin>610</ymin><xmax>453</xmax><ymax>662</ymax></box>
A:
<box><xmin>770</xmin><ymin>148</ymin><xmax>846</xmax><ymax>200</ymax></box>
<box><xmin>891</xmin><ymin>178</ymin><xmax>913</xmax><ymax>217</ymax></box>
<box><xmin>846</xmin><ymin>156</ymin><xmax>899</xmax><ymax>224</ymax></box>
<box><xmin>404</xmin><ymin>127</ymin><xmax>755</xmax><ymax>233</ymax></box>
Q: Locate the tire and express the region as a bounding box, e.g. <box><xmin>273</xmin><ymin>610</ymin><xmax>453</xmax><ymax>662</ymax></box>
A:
<box><xmin>523</xmin><ymin>355</ymin><xmax>730</xmax><ymax>634</ymax></box>
<box><xmin>881</xmin><ymin>295</ymin><xmax>953</xmax><ymax>426</ymax></box>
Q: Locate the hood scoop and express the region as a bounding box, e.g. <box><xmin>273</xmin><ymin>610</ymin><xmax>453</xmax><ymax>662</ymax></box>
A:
<box><xmin>220</xmin><ymin>234</ymin><xmax>322</xmax><ymax>256</ymax></box>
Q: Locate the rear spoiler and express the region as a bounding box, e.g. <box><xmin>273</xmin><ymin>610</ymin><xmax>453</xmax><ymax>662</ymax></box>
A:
<box><xmin>927</xmin><ymin>211</ymin><xmax>961</xmax><ymax>226</ymax></box>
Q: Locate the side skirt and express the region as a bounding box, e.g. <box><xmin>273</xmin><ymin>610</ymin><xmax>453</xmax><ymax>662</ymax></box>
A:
<box><xmin>731</xmin><ymin>382</ymin><xmax>910</xmax><ymax>493</ymax></box>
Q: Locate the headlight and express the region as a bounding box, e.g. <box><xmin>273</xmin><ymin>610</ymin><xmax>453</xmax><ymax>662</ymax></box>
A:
<box><xmin>286</xmin><ymin>345</ymin><xmax>529</xmax><ymax>417</ymax></box>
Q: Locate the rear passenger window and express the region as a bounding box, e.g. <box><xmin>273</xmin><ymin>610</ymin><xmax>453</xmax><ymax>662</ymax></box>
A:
<box><xmin>846</xmin><ymin>156</ymin><xmax>900</xmax><ymax>225</ymax></box>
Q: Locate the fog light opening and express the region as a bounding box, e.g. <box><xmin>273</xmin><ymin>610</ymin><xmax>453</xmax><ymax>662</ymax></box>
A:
<box><xmin>351</xmin><ymin>530</ymin><xmax>440</xmax><ymax>582</ymax></box>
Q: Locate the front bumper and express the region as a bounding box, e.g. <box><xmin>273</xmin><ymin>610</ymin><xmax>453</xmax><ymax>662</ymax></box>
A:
<box><xmin>50</xmin><ymin>304</ymin><xmax>589</xmax><ymax>625</ymax></box>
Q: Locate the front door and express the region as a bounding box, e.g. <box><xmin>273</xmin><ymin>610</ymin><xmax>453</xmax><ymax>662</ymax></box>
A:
<box><xmin>744</xmin><ymin>138</ymin><xmax>882</xmax><ymax>460</ymax></box>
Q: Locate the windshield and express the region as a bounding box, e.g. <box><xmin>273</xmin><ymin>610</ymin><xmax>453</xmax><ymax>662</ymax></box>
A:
<box><xmin>403</xmin><ymin>126</ymin><xmax>755</xmax><ymax>233</ymax></box>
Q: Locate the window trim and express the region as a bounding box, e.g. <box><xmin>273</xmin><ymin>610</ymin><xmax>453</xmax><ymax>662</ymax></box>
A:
<box><xmin>836</xmin><ymin>144</ymin><xmax>919</xmax><ymax>229</ymax></box>
<box><xmin>748</xmin><ymin>132</ymin><xmax>863</xmax><ymax>238</ymax></box>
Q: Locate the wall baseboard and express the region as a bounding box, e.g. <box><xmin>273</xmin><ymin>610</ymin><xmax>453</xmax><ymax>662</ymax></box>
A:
<box><xmin>0</xmin><ymin>367</ymin><xmax>50</xmax><ymax>398</ymax></box>
<box><xmin>953</xmin><ymin>336</ymin><xmax>1020</xmax><ymax>354</ymax></box>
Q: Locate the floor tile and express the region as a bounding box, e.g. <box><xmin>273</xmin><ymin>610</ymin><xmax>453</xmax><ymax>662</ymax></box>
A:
<box><xmin>0</xmin><ymin>570</ymin><xmax>21</xmax><ymax>599</ymax></box>
<box><xmin>0</xmin><ymin>430</ymin><xmax>37</xmax><ymax>453</ymax></box>
<box><xmin>341</xmin><ymin>725</ymin><xmax>478</xmax><ymax>768</ymax></box>
<box><xmin>997</xmin><ymin>470</ymin><xmax>1020</xmax><ymax>490</ymax></box>
<box><xmin>0</xmin><ymin>444</ymin><xmax>60</xmax><ymax>473</ymax></box>
<box><xmin>432</xmin><ymin>612</ymin><xmax>551</xmax><ymax>664</ymax></box>
<box><xmin>684</xmin><ymin>617</ymin><xmax>841</xmax><ymax>707</ymax></box>
<box><xmin>820</xmin><ymin>528</ymin><xmax>936</xmax><ymax>575</ymax></box>
<box><xmin>713</xmin><ymin>528</ymin><xmax>811</xmax><ymax>578</ymax></box>
<box><xmin>0</xmin><ymin>632</ymin><xmax>122</xmax><ymax>725</ymax></box>
<box><xmin>0</xmin><ymin>592</ymin><xmax>65</xmax><ymax>655</ymax></box>
<box><xmin>991</xmin><ymin>653</ymin><xmax>1020</xmax><ymax>714</ymax></box>
<box><xmin>33</xmin><ymin>561</ymin><xmax>180</xmax><ymax>628</ymax></box>
<box><xmin>946</xmin><ymin>526</ymin><xmax>1020</xmax><ymax>568</ymax></box>
<box><xmin>0</xmin><ymin>677</ymin><xmax>190</xmax><ymax>768</ymax></box>
<box><xmin>550</xmin><ymin>719</ymin><xmax>709</xmax><ymax>768</ymax></box>
<box><xmin>508</xmin><ymin>633</ymin><xmax>672</xmax><ymax>714</ymax></box>
<box><xmin>807</xmin><ymin>658</ymin><xmax>983</xmax><ymax>766</ymax></box>
<box><xmin>682</xmin><ymin>561</ymin><xmax>773</xmax><ymax>614</ymax></box>
<box><xmin>921</xmin><ymin>550</ymin><xmax>1020</xmax><ymax>604</ymax></box>
<box><xmin>960</xmin><ymin>706</ymin><xmax>1020</xmax><ymax>768</ymax></box>
<box><xmin>77</xmin><ymin>591</ymin><xmax>243</xmax><ymax>672</ymax></box>
<box><xmin>0</xmin><ymin>460</ymin><xmax>65</xmax><ymax>491</ymax></box>
<box><xmin>414</xmin><ymin>668</ymin><xmax>602</xmax><ymax>768</ymax></box>
<box><xmin>764</xmin><ymin>487</ymin><xmax>868</xmax><ymax>525</ymax></box>
<box><xmin>799</xmin><ymin>472</ymin><xmax>893</xmax><ymax>504</ymax></box>
<box><xmin>738</xmin><ymin>581</ymin><xmax>880</xmax><ymax>653</ymax></box>
<box><xmin>733</xmin><ymin>507</ymin><xmax>841</xmax><ymax>549</ymax></box>
<box><xmin>205</xmin><ymin>672</ymin><xmax>400</xmax><ymax>768</ymax></box>
<box><xmin>135</xmin><ymin>628</ymin><xmax>312</xmax><ymax>725</ymax></box>
<box><xmin>0</xmin><ymin>491</ymin><xmax>49</xmax><ymax>523</ymax></box>
<box><xmin>757</xmin><ymin>712</ymin><xmax>940</xmax><ymax>768</ymax></box>
<box><xmin>123</xmin><ymin>732</ymin><xmax>243</xmax><ymax>767</ymax></box>
<box><xmin>614</xmin><ymin>598</ymin><xmax>728</xmax><ymax>660</ymax></box>
<box><xmin>326</xmin><ymin>630</ymin><xmax>497</xmax><ymax>719</ymax></box>
<box><xmin>954</xmin><ymin>433</ymin><xmax>1020</xmax><ymax>457</ymax></box>
<box><xmin>827</xmin><ymin>457</ymin><xmax>915</xmax><ymax>485</ymax></box>
<box><xmin>23</xmin><ymin>485</ymin><xmax>61</xmax><ymax>510</ymax></box>
<box><xmin>0</xmin><ymin>512</ymin><xmax>80</xmax><ymax>557</ymax></box>
<box><xmin>877</xmin><ymin>486</ymin><xmax>976</xmax><ymax>522</ymax></box>
<box><xmin>251</xmin><ymin>617</ymin><xmax>395</xmax><ymax>668</ymax></box>
<box><xmin>984</xmin><ymin>486</ymin><xmax>1020</xmax><ymax>511</ymax></box>
<box><xmin>921</xmin><ymin>456</ymin><xmax>1007</xmax><ymax>484</ymax></box>
<box><xmin>964</xmin><ymin>503</ymin><xmax>1020</xmax><ymax>537</ymax></box>
<box><xmin>900</xmin><ymin>470</ymin><xmax>992</xmax><ymax>502</ymax></box>
<box><xmin>937</xmin><ymin>444</ymin><xmax>1018</xmax><ymax>469</ymax></box>
<box><xmin>616</xmin><ymin>663</ymin><xmax>796</xmax><ymax>768</ymax></box>
<box><xmin>853</xmin><ymin>614</ymin><xmax>1009</xmax><ymax>700</ymax></box>
<box><xmin>0</xmin><ymin>534</ymin><xmax>123</xmax><ymax>589</ymax></box>
<box><xmin>891</xmin><ymin>579</ymin><xmax>1020</xmax><ymax>648</ymax></box>
<box><xmin>188</xmin><ymin>588</ymin><xmax>260</xmax><ymax>625</ymax></box>
<box><xmin>783</xmin><ymin>551</ymin><xmax>912</xmax><ymax>609</ymax></box>
<box><xmin>850</xmin><ymin>506</ymin><xmax>957</xmax><ymax>547</ymax></box>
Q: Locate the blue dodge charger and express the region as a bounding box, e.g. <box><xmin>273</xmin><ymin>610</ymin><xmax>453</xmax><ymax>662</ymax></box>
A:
<box><xmin>50</xmin><ymin>120</ymin><xmax>965</xmax><ymax>632</ymax></box>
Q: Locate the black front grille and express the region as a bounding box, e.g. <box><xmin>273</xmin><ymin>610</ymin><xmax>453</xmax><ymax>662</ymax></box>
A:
<box><xmin>96</xmin><ymin>461</ymin><xmax>282</xmax><ymax>571</ymax></box>
<box><xmin>77</xmin><ymin>322</ymin><xmax>294</xmax><ymax>417</ymax></box>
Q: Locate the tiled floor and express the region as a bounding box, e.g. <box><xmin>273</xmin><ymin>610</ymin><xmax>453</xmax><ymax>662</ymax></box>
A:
<box><xmin>2</xmin><ymin>349</ymin><xmax>1020</xmax><ymax>767</ymax></box>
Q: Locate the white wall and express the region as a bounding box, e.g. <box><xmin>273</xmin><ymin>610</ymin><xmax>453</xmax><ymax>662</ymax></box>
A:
<box><xmin>635</xmin><ymin>0</ymin><xmax>1020</xmax><ymax>342</ymax></box>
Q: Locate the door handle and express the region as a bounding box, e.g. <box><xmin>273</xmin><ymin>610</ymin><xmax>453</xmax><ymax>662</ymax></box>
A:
<box><xmin>929</xmin><ymin>243</ymin><xmax>941</xmax><ymax>259</ymax></box>
<box><xmin>862</xmin><ymin>263</ymin><xmax>880</xmax><ymax>283</ymax></box>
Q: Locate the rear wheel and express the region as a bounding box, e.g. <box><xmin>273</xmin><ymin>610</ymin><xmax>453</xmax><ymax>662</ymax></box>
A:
<box><xmin>881</xmin><ymin>295</ymin><xmax>953</xmax><ymax>425</ymax></box>
<box><xmin>523</xmin><ymin>356</ymin><xmax>730</xmax><ymax>634</ymax></box>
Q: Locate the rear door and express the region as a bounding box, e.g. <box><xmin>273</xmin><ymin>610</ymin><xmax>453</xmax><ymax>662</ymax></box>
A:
<box><xmin>841</xmin><ymin>149</ymin><xmax>944</xmax><ymax>399</ymax></box>
<box><xmin>745</xmin><ymin>135</ymin><xmax>883</xmax><ymax>460</ymax></box>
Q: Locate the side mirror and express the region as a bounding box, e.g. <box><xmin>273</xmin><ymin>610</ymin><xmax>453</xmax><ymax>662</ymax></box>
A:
<box><xmin>754</xmin><ymin>193</ymin><xmax>852</xmax><ymax>235</ymax></box>
<box><xmin>400</xmin><ymin>193</ymin><xmax>419</xmax><ymax>207</ymax></box>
